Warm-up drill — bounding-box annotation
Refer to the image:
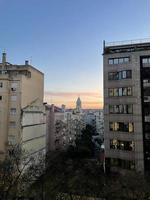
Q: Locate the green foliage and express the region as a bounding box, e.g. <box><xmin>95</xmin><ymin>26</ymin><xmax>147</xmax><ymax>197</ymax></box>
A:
<box><xmin>67</xmin><ymin>125</ymin><xmax>95</xmax><ymax>159</ymax></box>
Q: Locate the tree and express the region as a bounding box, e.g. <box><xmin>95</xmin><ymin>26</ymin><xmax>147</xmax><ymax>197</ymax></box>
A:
<box><xmin>0</xmin><ymin>145</ymin><xmax>45</xmax><ymax>200</ymax></box>
<box><xmin>67</xmin><ymin>125</ymin><xmax>95</xmax><ymax>159</ymax></box>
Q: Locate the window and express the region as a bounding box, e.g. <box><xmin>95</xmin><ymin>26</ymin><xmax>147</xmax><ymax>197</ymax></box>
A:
<box><xmin>145</xmin><ymin>133</ymin><xmax>150</xmax><ymax>140</ymax></box>
<box><xmin>8</xmin><ymin>135</ymin><xmax>16</xmax><ymax>145</ymax></box>
<box><xmin>128</xmin><ymin>105</ymin><xmax>133</xmax><ymax>114</ymax></box>
<box><xmin>122</xmin><ymin>87</ymin><xmax>127</xmax><ymax>96</ymax></box>
<box><xmin>110</xmin><ymin>139</ymin><xmax>134</xmax><ymax>151</ymax></box>
<box><xmin>10</xmin><ymin>108</ymin><xmax>16</xmax><ymax>115</ymax></box>
<box><xmin>110</xmin><ymin>158</ymin><xmax>135</xmax><ymax>170</ymax></box>
<box><xmin>119</xmin><ymin>58</ymin><xmax>124</xmax><ymax>64</ymax></box>
<box><xmin>122</xmin><ymin>71</ymin><xmax>127</xmax><ymax>79</ymax></box>
<box><xmin>129</xmin><ymin>123</ymin><xmax>134</xmax><ymax>132</ymax></box>
<box><xmin>114</xmin><ymin>105</ymin><xmax>119</xmax><ymax>113</ymax></box>
<box><xmin>108</xmin><ymin>57</ymin><xmax>130</xmax><ymax>65</ymax></box>
<box><xmin>108</xmin><ymin>72</ymin><xmax>114</xmax><ymax>80</ymax></box>
<box><xmin>109</xmin><ymin>104</ymin><xmax>133</xmax><ymax>114</ymax></box>
<box><xmin>109</xmin><ymin>105</ymin><xmax>114</xmax><ymax>113</ymax></box>
<box><xmin>11</xmin><ymin>82</ymin><xmax>17</xmax><ymax>92</ymax></box>
<box><xmin>108</xmin><ymin>70</ymin><xmax>132</xmax><ymax>80</ymax></box>
<box><xmin>108</xmin><ymin>59</ymin><xmax>113</xmax><ymax>65</ymax></box>
<box><xmin>114</xmin><ymin>88</ymin><xmax>118</xmax><ymax>96</ymax></box>
<box><xmin>108</xmin><ymin>89</ymin><xmax>114</xmax><ymax>96</ymax></box>
<box><xmin>127</xmin><ymin>87</ymin><xmax>132</xmax><ymax>95</ymax></box>
<box><xmin>124</xmin><ymin>57</ymin><xmax>129</xmax><ymax>63</ymax></box>
<box><xmin>118</xmin><ymin>71</ymin><xmax>122</xmax><ymax>80</ymax></box>
<box><xmin>0</xmin><ymin>82</ymin><xmax>3</xmax><ymax>87</ymax></box>
<box><xmin>0</xmin><ymin>96</ymin><xmax>2</xmax><ymax>100</ymax></box>
<box><xmin>11</xmin><ymin>95</ymin><xmax>17</xmax><ymax>101</ymax></box>
<box><xmin>108</xmin><ymin>87</ymin><xmax>132</xmax><ymax>97</ymax></box>
<box><xmin>118</xmin><ymin>88</ymin><xmax>122</xmax><ymax>96</ymax></box>
<box><xmin>142</xmin><ymin>58</ymin><xmax>150</xmax><ymax>64</ymax></box>
<box><xmin>143</xmin><ymin>58</ymin><xmax>148</xmax><ymax>64</ymax></box>
<box><xmin>114</xmin><ymin>58</ymin><xmax>119</xmax><ymax>64</ymax></box>
<box><xmin>9</xmin><ymin>121</ymin><xmax>16</xmax><ymax>128</ymax></box>
<box><xmin>109</xmin><ymin>122</ymin><xmax>134</xmax><ymax>132</ymax></box>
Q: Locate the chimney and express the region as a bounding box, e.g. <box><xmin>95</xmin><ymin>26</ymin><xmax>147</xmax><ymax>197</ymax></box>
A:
<box><xmin>25</xmin><ymin>60</ymin><xmax>29</xmax><ymax>65</ymax></box>
<box><xmin>2</xmin><ymin>52</ymin><xmax>6</xmax><ymax>64</ymax></box>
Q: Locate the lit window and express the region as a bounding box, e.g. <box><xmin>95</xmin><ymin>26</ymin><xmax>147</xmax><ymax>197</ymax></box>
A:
<box><xmin>109</xmin><ymin>122</ymin><xmax>134</xmax><ymax>133</ymax></box>
<box><xmin>110</xmin><ymin>140</ymin><xmax>134</xmax><ymax>151</ymax></box>
<box><xmin>129</xmin><ymin>123</ymin><xmax>134</xmax><ymax>132</ymax></box>
<box><xmin>114</xmin><ymin>122</ymin><xmax>119</xmax><ymax>131</ymax></box>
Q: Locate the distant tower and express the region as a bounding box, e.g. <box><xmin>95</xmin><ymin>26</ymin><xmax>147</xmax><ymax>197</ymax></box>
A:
<box><xmin>76</xmin><ymin>97</ymin><xmax>82</xmax><ymax>113</ymax></box>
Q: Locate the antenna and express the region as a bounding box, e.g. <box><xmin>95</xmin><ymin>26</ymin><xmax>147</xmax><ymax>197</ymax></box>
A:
<box><xmin>29</xmin><ymin>56</ymin><xmax>32</xmax><ymax>65</ymax></box>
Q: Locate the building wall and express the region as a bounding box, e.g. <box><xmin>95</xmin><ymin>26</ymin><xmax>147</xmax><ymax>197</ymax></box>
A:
<box><xmin>0</xmin><ymin>58</ymin><xmax>44</xmax><ymax>160</ymax></box>
<box><xmin>21</xmin><ymin>67</ymin><xmax>44</xmax><ymax>108</ymax></box>
<box><xmin>0</xmin><ymin>75</ymin><xmax>9</xmax><ymax>159</ymax></box>
<box><xmin>21</xmin><ymin>99</ymin><xmax>46</xmax><ymax>157</ymax></box>
<box><xmin>103</xmin><ymin>46</ymin><xmax>150</xmax><ymax>172</ymax></box>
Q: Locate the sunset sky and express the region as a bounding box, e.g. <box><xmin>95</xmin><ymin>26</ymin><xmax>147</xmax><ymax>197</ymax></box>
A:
<box><xmin>1</xmin><ymin>0</ymin><xmax>150</xmax><ymax>108</ymax></box>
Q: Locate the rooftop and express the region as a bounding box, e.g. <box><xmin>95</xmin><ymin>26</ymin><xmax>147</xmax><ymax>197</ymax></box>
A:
<box><xmin>103</xmin><ymin>38</ymin><xmax>150</xmax><ymax>54</ymax></box>
<box><xmin>104</xmin><ymin>38</ymin><xmax>150</xmax><ymax>47</ymax></box>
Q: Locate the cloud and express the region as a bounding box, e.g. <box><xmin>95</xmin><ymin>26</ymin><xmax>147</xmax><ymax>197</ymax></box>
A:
<box><xmin>44</xmin><ymin>91</ymin><xmax>102</xmax><ymax>98</ymax></box>
<box><xmin>44</xmin><ymin>90</ymin><xmax>103</xmax><ymax>109</ymax></box>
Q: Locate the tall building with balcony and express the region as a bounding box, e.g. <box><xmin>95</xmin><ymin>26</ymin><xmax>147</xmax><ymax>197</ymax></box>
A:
<box><xmin>103</xmin><ymin>39</ymin><xmax>150</xmax><ymax>173</ymax></box>
<box><xmin>0</xmin><ymin>52</ymin><xmax>45</xmax><ymax>160</ymax></box>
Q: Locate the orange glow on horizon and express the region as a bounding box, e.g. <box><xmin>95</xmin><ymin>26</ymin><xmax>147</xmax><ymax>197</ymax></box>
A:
<box><xmin>44</xmin><ymin>91</ymin><xmax>103</xmax><ymax>109</ymax></box>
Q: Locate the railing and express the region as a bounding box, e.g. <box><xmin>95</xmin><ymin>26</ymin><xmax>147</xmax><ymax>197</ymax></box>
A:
<box><xmin>105</xmin><ymin>38</ymin><xmax>150</xmax><ymax>47</ymax></box>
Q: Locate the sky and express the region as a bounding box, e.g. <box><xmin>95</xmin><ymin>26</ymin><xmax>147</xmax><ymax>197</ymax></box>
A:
<box><xmin>1</xmin><ymin>0</ymin><xmax>150</xmax><ymax>108</ymax></box>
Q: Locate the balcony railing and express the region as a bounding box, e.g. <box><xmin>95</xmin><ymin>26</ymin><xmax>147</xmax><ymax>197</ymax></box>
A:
<box><xmin>105</xmin><ymin>38</ymin><xmax>150</xmax><ymax>47</ymax></box>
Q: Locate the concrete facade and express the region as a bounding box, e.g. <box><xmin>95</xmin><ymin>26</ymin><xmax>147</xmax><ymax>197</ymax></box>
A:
<box><xmin>103</xmin><ymin>40</ymin><xmax>150</xmax><ymax>172</ymax></box>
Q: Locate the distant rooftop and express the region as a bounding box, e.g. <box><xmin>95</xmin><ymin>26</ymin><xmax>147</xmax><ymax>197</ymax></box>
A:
<box><xmin>104</xmin><ymin>38</ymin><xmax>150</xmax><ymax>47</ymax></box>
